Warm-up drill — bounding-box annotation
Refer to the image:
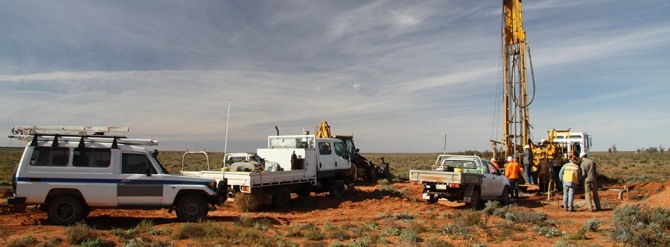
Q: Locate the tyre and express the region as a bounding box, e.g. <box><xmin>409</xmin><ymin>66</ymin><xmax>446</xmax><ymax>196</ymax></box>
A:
<box><xmin>271</xmin><ymin>187</ymin><xmax>292</xmax><ymax>209</ymax></box>
<box><xmin>47</xmin><ymin>196</ymin><xmax>84</xmax><ymax>225</ymax></box>
<box><xmin>176</xmin><ymin>194</ymin><xmax>208</xmax><ymax>222</ymax></box>
<box><xmin>500</xmin><ymin>186</ymin><xmax>511</xmax><ymax>205</ymax></box>
<box><xmin>467</xmin><ymin>187</ymin><xmax>482</xmax><ymax>210</ymax></box>
<box><xmin>427</xmin><ymin>194</ymin><xmax>438</xmax><ymax>204</ymax></box>
<box><xmin>330</xmin><ymin>180</ymin><xmax>346</xmax><ymax>199</ymax></box>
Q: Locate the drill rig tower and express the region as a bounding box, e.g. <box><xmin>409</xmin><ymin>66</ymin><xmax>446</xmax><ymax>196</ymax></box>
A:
<box><xmin>495</xmin><ymin>0</ymin><xmax>535</xmax><ymax>159</ymax></box>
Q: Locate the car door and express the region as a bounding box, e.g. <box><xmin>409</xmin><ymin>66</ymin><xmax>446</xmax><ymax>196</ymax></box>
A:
<box><xmin>117</xmin><ymin>152</ymin><xmax>163</xmax><ymax>205</ymax></box>
<box><xmin>316</xmin><ymin>141</ymin><xmax>336</xmax><ymax>171</ymax></box>
<box><xmin>481</xmin><ymin>161</ymin><xmax>503</xmax><ymax>198</ymax></box>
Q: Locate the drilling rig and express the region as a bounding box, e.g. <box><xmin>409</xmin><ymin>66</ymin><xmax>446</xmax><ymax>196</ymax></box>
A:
<box><xmin>491</xmin><ymin>0</ymin><xmax>591</xmax><ymax>165</ymax></box>
<box><xmin>491</xmin><ymin>0</ymin><xmax>533</xmax><ymax>160</ymax></box>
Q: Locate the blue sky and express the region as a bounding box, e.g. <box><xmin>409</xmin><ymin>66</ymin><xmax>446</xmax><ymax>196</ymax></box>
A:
<box><xmin>1</xmin><ymin>0</ymin><xmax>668</xmax><ymax>153</ymax></box>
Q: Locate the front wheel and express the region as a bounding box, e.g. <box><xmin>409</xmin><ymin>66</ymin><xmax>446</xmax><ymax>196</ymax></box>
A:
<box><xmin>47</xmin><ymin>196</ymin><xmax>84</xmax><ymax>225</ymax></box>
<box><xmin>176</xmin><ymin>194</ymin><xmax>208</xmax><ymax>222</ymax></box>
<box><xmin>500</xmin><ymin>186</ymin><xmax>511</xmax><ymax>205</ymax></box>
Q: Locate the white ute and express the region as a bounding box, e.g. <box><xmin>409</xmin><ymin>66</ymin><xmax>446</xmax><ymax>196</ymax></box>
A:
<box><xmin>409</xmin><ymin>155</ymin><xmax>511</xmax><ymax>208</ymax></box>
<box><xmin>8</xmin><ymin>126</ymin><xmax>227</xmax><ymax>225</ymax></box>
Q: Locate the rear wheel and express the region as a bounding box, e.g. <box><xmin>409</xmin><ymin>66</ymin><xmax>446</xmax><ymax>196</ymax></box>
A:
<box><xmin>467</xmin><ymin>188</ymin><xmax>482</xmax><ymax>210</ymax></box>
<box><xmin>272</xmin><ymin>187</ymin><xmax>292</xmax><ymax>209</ymax></box>
<box><xmin>47</xmin><ymin>196</ymin><xmax>84</xmax><ymax>225</ymax></box>
<box><xmin>176</xmin><ymin>194</ymin><xmax>208</xmax><ymax>222</ymax></box>
<box><xmin>427</xmin><ymin>194</ymin><xmax>438</xmax><ymax>204</ymax></box>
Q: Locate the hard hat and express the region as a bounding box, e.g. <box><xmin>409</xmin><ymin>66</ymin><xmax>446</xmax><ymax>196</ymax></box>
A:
<box><xmin>491</xmin><ymin>158</ymin><xmax>496</xmax><ymax>162</ymax></box>
<box><xmin>579</xmin><ymin>152</ymin><xmax>587</xmax><ymax>158</ymax></box>
<box><xmin>524</xmin><ymin>145</ymin><xmax>530</xmax><ymax>149</ymax></box>
<box><xmin>507</xmin><ymin>156</ymin><xmax>513</xmax><ymax>162</ymax></box>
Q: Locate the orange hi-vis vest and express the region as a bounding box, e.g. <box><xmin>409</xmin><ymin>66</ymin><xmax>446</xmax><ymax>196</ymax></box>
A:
<box><xmin>505</xmin><ymin>161</ymin><xmax>520</xmax><ymax>179</ymax></box>
<box><xmin>562</xmin><ymin>163</ymin><xmax>579</xmax><ymax>184</ymax></box>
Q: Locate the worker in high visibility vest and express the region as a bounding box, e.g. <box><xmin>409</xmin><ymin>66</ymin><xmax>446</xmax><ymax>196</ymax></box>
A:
<box><xmin>504</xmin><ymin>156</ymin><xmax>521</xmax><ymax>199</ymax></box>
<box><xmin>559</xmin><ymin>156</ymin><xmax>583</xmax><ymax>212</ymax></box>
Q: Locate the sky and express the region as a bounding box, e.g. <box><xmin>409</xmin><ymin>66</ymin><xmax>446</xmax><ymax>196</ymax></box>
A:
<box><xmin>1</xmin><ymin>0</ymin><xmax>668</xmax><ymax>153</ymax></box>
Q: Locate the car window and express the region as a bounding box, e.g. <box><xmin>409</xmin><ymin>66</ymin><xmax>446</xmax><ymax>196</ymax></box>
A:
<box><xmin>30</xmin><ymin>147</ymin><xmax>70</xmax><ymax>166</ymax></box>
<box><xmin>122</xmin><ymin>153</ymin><xmax>157</xmax><ymax>174</ymax></box>
<box><xmin>318</xmin><ymin>142</ymin><xmax>332</xmax><ymax>155</ymax></box>
<box><xmin>73</xmin><ymin>148</ymin><xmax>111</xmax><ymax>167</ymax></box>
<box><xmin>333</xmin><ymin>142</ymin><xmax>349</xmax><ymax>159</ymax></box>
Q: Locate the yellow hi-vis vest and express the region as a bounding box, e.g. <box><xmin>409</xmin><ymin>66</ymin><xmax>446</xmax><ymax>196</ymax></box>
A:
<box><xmin>562</xmin><ymin>163</ymin><xmax>579</xmax><ymax>184</ymax></box>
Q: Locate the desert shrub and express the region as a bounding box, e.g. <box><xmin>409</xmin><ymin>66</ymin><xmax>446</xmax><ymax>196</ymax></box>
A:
<box><xmin>253</xmin><ymin>217</ymin><xmax>272</xmax><ymax>231</ymax></box>
<box><xmin>582</xmin><ymin>219</ymin><xmax>601</xmax><ymax>232</ymax></box>
<box><xmin>111</xmin><ymin>228</ymin><xmax>137</xmax><ymax>239</ymax></box>
<box><xmin>503</xmin><ymin>209</ymin><xmax>547</xmax><ymax>225</ymax></box>
<box><xmin>79</xmin><ymin>238</ymin><xmax>114</xmax><ymax>247</ymax></box>
<box><xmin>398</xmin><ymin>228</ymin><xmax>420</xmax><ymax>244</ymax></box>
<box><xmin>483</xmin><ymin>200</ymin><xmax>501</xmax><ymax>215</ymax></box>
<box><xmin>36</xmin><ymin>236</ymin><xmax>61</xmax><ymax>247</ymax></box>
<box><xmin>65</xmin><ymin>222</ymin><xmax>98</xmax><ymax>245</ymax></box>
<box><xmin>324</xmin><ymin>222</ymin><xmax>350</xmax><ymax>241</ymax></box>
<box><xmin>425</xmin><ymin>237</ymin><xmax>453</xmax><ymax>247</ymax></box>
<box><xmin>535</xmin><ymin>226</ymin><xmax>563</xmax><ymax>238</ymax></box>
<box><xmin>175</xmin><ymin>223</ymin><xmax>207</xmax><ymax>239</ymax></box>
<box><xmin>391</xmin><ymin>212</ymin><xmax>415</xmax><ymax>220</ymax></box>
<box><xmin>442</xmin><ymin>223</ymin><xmax>473</xmax><ymax>240</ymax></box>
<box><xmin>135</xmin><ymin>219</ymin><xmax>154</xmax><ymax>233</ymax></box>
<box><xmin>238</xmin><ymin>213</ymin><xmax>254</xmax><ymax>227</ymax></box>
<box><xmin>609</xmin><ymin>205</ymin><xmax>670</xmax><ymax>246</ymax></box>
<box><xmin>8</xmin><ymin>235</ymin><xmax>36</xmax><ymax>247</ymax></box>
<box><xmin>346</xmin><ymin>236</ymin><xmax>373</xmax><ymax>247</ymax></box>
<box><xmin>304</xmin><ymin>224</ymin><xmax>324</xmax><ymax>241</ymax></box>
<box><xmin>149</xmin><ymin>227</ymin><xmax>172</xmax><ymax>236</ymax></box>
<box><xmin>564</xmin><ymin>228</ymin><xmax>586</xmax><ymax>241</ymax></box>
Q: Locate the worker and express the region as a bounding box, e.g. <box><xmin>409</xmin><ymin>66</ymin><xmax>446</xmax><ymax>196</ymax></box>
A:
<box><xmin>559</xmin><ymin>156</ymin><xmax>582</xmax><ymax>212</ymax></box>
<box><xmin>490</xmin><ymin>158</ymin><xmax>501</xmax><ymax>170</ymax></box>
<box><xmin>504</xmin><ymin>156</ymin><xmax>521</xmax><ymax>199</ymax></box>
<box><xmin>580</xmin><ymin>152</ymin><xmax>602</xmax><ymax>212</ymax></box>
<box><xmin>537</xmin><ymin>155</ymin><xmax>552</xmax><ymax>193</ymax></box>
<box><xmin>521</xmin><ymin>145</ymin><xmax>535</xmax><ymax>185</ymax></box>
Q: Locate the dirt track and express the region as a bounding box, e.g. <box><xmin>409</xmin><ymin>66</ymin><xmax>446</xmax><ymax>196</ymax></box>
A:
<box><xmin>1</xmin><ymin>180</ymin><xmax>668</xmax><ymax>246</ymax></box>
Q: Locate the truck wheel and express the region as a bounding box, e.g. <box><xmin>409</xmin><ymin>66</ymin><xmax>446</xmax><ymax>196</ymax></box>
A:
<box><xmin>272</xmin><ymin>187</ymin><xmax>291</xmax><ymax>209</ymax></box>
<box><xmin>330</xmin><ymin>180</ymin><xmax>346</xmax><ymax>199</ymax></box>
<box><xmin>176</xmin><ymin>194</ymin><xmax>208</xmax><ymax>222</ymax></box>
<box><xmin>427</xmin><ymin>194</ymin><xmax>438</xmax><ymax>204</ymax></box>
<box><xmin>467</xmin><ymin>188</ymin><xmax>482</xmax><ymax>210</ymax></box>
<box><xmin>235</xmin><ymin>192</ymin><xmax>263</xmax><ymax>212</ymax></box>
<box><xmin>47</xmin><ymin>196</ymin><xmax>84</xmax><ymax>225</ymax></box>
<box><xmin>500</xmin><ymin>186</ymin><xmax>511</xmax><ymax>205</ymax></box>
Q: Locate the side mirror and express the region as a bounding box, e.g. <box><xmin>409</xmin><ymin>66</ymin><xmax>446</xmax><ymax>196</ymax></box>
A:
<box><xmin>146</xmin><ymin>168</ymin><xmax>152</xmax><ymax>177</ymax></box>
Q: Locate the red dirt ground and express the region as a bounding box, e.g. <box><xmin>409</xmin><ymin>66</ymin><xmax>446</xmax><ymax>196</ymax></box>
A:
<box><xmin>1</xmin><ymin>180</ymin><xmax>668</xmax><ymax>246</ymax></box>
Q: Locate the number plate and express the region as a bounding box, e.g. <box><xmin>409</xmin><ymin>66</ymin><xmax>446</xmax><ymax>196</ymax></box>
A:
<box><xmin>436</xmin><ymin>184</ymin><xmax>447</xmax><ymax>190</ymax></box>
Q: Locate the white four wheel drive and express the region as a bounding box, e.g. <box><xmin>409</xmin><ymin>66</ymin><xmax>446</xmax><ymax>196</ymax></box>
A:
<box><xmin>409</xmin><ymin>155</ymin><xmax>511</xmax><ymax>209</ymax></box>
<box><xmin>8</xmin><ymin>127</ymin><xmax>227</xmax><ymax>225</ymax></box>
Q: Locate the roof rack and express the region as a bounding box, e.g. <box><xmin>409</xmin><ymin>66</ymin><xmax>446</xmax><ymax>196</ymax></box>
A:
<box><xmin>8</xmin><ymin>125</ymin><xmax>157</xmax><ymax>147</ymax></box>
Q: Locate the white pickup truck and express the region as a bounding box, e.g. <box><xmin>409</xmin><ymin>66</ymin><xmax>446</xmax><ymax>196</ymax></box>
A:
<box><xmin>181</xmin><ymin>134</ymin><xmax>353</xmax><ymax>211</ymax></box>
<box><xmin>409</xmin><ymin>155</ymin><xmax>510</xmax><ymax>208</ymax></box>
<box><xmin>8</xmin><ymin>132</ymin><xmax>226</xmax><ymax>225</ymax></box>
